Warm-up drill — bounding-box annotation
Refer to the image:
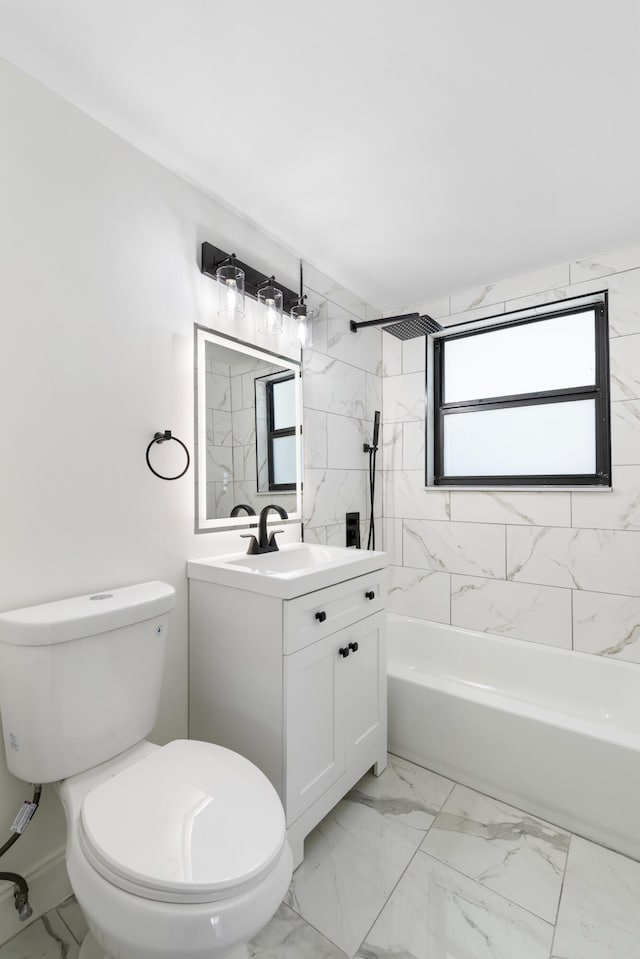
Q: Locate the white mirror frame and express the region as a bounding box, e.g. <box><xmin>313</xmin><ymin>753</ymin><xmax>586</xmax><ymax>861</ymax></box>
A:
<box><xmin>195</xmin><ymin>326</ymin><xmax>303</xmax><ymax>532</ymax></box>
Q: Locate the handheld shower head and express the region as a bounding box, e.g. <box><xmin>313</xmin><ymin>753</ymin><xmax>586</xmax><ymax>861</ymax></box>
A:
<box><xmin>372</xmin><ymin>410</ymin><xmax>380</xmax><ymax>448</ymax></box>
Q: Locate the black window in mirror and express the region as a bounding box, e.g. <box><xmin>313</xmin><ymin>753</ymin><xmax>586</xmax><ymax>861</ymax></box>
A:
<box><xmin>266</xmin><ymin>374</ymin><xmax>296</xmax><ymax>491</ymax></box>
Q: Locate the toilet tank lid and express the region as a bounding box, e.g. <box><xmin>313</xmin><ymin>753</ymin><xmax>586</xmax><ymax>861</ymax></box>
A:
<box><xmin>0</xmin><ymin>581</ymin><xmax>176</xmax><ymax>647</ymax></box>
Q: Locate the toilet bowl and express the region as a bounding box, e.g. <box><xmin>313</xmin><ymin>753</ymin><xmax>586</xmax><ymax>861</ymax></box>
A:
<box><xmin>59</xmin><ymin>740</ymin><xmax>293</xmax><ymax>959</ymax></box>
<box><xmin>0</xmin><ymin>582</ymin><xmax>293</xmax><ymax>959</ymax></box>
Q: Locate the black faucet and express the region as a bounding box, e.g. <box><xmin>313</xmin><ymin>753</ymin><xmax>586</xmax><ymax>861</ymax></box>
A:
<box><xmin>230</xmin><ymin>504</ymin><xmax>256</xmax><ymax>517</ymax></box>
<box><xmin>241</xmin><ymin>504</ymin><xmax>288</xmax><ymax>554</ymax></box>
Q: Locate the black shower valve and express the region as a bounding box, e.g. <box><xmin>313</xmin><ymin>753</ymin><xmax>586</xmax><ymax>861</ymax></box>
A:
<box><xmin>346</xmin><ymin>512</ymin><xmax>361</xmax><ymax>549</ymax></box>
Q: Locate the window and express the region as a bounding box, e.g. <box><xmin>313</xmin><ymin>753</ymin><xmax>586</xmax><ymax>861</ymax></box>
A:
<box><xmin>265</xmin><ymin>374</ymin><xmax>296</xmax><ymax>491</ymax></box>
<box><xmin>430</xmin><ymin>294</ymin><xmax>610</xmax><ymax>487</ymax></box>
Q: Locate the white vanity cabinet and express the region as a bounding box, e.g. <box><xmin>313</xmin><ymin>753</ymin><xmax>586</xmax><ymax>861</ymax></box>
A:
<box><xmin>285</xmin><ymin>609</ymin><xmax>385</xmax><ymax>823</ymax></box>
<box><xmin>188</xmin><ymin>563</ymin><xmax>387</xmax><ymax>867</ymax></box>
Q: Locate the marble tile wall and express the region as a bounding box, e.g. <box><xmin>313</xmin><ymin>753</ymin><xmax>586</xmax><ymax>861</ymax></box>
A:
<box><xmin>383</xmin><ymin>243</ymin><xmax>640</xmax><ymax>663</ymax></box>
<box><xmin>301</xmin><ymin>263</ymin><xmax>383</xmax><ymax>547</ymax></box>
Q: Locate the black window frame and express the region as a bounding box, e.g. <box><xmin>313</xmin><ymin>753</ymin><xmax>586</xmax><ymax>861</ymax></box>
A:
<box><xmin>431</xmin><ymin>294</ymin><xmax>611</xmax><ymax>487</ymax></box>
<box><xmin>266</xmin><ymin>373</ymin><xmax>296</xmax><ymax>492</ymax></box>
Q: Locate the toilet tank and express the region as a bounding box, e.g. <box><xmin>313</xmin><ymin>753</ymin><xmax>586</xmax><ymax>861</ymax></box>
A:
<box><xmin>0</xmin><ymin>582</ymin><xmax>176</xmax><ymax>784</ymax></box>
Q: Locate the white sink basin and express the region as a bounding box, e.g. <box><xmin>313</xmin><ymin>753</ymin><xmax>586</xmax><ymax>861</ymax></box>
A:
<box><xmin>187</xmin><ymin>543</ymin><xmax>387</xmax><ymax>599</ymax></box>
<box><xmin>225</xmin><ymin>544</ymin><xmax>349</xmax><ymax>574</ymax></box>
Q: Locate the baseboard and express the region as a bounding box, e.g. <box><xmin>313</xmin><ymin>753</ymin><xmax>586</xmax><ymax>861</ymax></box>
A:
<box><xmin>0</xmin><ymin>846</ymin><xmax>71</xmax><ymax>946</ymax></box>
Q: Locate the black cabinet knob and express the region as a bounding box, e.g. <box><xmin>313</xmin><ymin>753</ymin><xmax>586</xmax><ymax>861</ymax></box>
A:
<box><xmin>365</xmin><ymin>590</ymin><xmax>375</xmax><ymax>600</ymax></box>
<box><xmin>315</xmin><ymin>611</ymin><xmax>327</xmax><ymax>623</ymax></box>
<box><xmin>348</xmin><ymin>641</ymin><xmax>359</xmax><ymax>653</ymax></box>
<box><xmin>338</xmin><ymin>646</ymin><xmax>350</xmax><ymax>658</ymax></box>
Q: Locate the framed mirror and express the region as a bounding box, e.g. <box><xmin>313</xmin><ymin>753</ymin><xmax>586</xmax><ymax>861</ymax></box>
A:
<box><xmin>195</xmin><ymin>326</ymin><xmax>302</xmax><ymax>532</ymax></box>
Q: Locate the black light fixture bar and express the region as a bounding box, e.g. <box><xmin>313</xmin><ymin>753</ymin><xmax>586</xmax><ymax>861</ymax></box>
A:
<box><xmin>201</xmin><ymin>242</ymin><xmax>299</xmax><ymax>314</ymax></box>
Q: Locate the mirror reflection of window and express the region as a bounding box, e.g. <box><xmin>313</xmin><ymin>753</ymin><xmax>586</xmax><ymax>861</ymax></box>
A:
<box><xmin>266</xmin><ymin>375</ymin><xmax>296</xmax><ymax>491</ymax></box>
<box><xmin>255</xmin><ymin>372</ymin><xmax>296</xmax><ymax>493</ymax></box>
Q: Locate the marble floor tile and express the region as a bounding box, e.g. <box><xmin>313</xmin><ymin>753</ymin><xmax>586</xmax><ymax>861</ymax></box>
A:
<box><xmin>55</xmin><ymin>898</ymin><xmax>88</xmax><ymax>946</ymax></box>
<box><xmin>346</xmin><ymin>753</ymin><xmax>454</xmax><ymax>833</ymax></box>
<box><xmin>421</xmin><ymin>784</ymin><xmax>569</xmax><ymax>923</ymax></box>
<box><xmin>248</xmin><ymin>903</ymin><xmax>348</xmax><ymax>958</ymax></box>
<box><xmin>7</xmin><ymin>760</ymin><xmax>640</xmax><ymax>959</ymax></box>
<box><xmin>0</xmin><ymin>911</ymin><xmax>79</xmax><ymax>959</ymax></box>
<box><xmin>356</xmin><ymin>849</ymin><xmax>554</xmax><ymax>959</ymax></box>
<box><xmin>286</xmin><ymin>792</ymin><xmax>424</xmax><ymax>956</ymax></box>
<box><xmin>553</xmin><ymin>835</ymin><xmax>640</xmax><ymax>959</ymax></box>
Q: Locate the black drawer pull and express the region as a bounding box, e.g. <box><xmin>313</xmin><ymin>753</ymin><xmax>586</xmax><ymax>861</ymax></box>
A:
<box><xmin>338</xmin><ymin>646</ymin><xmax>350</xmax><ymax>658</ymax></box>
<box><xmin>315</xmin><ymin>611</ymin><xmax>327</xmax><ymax>623</ymax></box>
<box><xmin>348</xmin><ymin>641</ymin><xmax>359</xmax><ymax>653</ymax></box>
<box><xmin>365</xmin><ymin>590</ymin><xmax>375</xmax><ymax>600</ymax></box>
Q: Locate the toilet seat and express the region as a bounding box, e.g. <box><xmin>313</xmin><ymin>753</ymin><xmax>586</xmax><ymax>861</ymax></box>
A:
<box><xmin>79</xmin><ymin>739</ymin><xmax>286</xmax><ymax>904</ymax></box>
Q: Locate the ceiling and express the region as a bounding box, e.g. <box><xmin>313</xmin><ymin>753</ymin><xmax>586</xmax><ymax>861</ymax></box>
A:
<box><xmin>1</xmin><ymin>0</ymin><xmax>639</xmax><ymax>311</ymax></box>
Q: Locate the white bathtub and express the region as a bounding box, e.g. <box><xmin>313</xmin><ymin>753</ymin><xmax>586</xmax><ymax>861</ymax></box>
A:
<box><xmin>387</xmin><ymin>612</ymin><xmax>640</xmax><ymax>861</ymax></box>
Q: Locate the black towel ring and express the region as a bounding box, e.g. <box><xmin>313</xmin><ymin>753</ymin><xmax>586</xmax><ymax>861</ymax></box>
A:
<box><xmin>145</xmin><ymin>430</ymin><xmax>190</xmax><ymax>481</ymax></box>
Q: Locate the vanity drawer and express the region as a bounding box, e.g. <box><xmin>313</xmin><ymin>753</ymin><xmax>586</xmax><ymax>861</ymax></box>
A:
<box><xmin>284</xmin><ymin>570</ymin><xmax>386</xmax><ymax>654</ymax></box>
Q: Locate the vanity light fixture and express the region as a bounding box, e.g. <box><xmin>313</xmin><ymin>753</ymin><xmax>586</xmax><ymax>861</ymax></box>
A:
<box><xmin>215</xmin><ymin>254</ymin><xmax>245</xmax><ymax>320</ymax></box>
<box><xmin>201</xmin><ymin>243</ymin><xmax>298</xmax><ymax>327</ymax></box>
<box><xmin>257</xmin><ymin>276</ymin><xmax>284</xmax><ymax>335</ymax></box>
<box><xmin>291</xmin><ymin>261</ymin><xmax>314</xmax><ymax>349</ymax></box>
<box><xmin>291</xmin><ymin>295</ymin><xmax>312</xmax><ymax>349</ymax></box>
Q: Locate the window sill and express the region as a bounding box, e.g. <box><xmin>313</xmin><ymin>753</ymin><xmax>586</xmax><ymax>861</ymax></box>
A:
<box><xmin>427</xmin><ymin>485</ymin><xmax>613</xmax><ymax>492</ymax></box>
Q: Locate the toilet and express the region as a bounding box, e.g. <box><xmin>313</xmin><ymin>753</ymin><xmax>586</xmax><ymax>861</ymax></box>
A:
<box><xmin>0</xmin><ymin>581</ymin><xmax>292</xmax><ymax>959</ymax></box>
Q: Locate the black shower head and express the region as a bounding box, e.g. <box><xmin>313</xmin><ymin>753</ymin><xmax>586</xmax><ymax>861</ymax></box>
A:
<box><xmin>382</xmin><ymin>313</ymin><xmax>442</xmax><ymax>339</ymax></box>
<box><xmin>349</xmin><ymin>312</ymin><xmax>443</xmax><ymax>339</ymax></box>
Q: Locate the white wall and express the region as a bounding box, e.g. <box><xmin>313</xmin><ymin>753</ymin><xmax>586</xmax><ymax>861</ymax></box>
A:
<box><xmin>0</xmin><ymin>57</ymin><xmax>311</xmax><ymax>941</ymax></box>
<box><xmin>383</xmin><ymin>246</ymin><xmax>640</xmax><ymax>661</ymax></box>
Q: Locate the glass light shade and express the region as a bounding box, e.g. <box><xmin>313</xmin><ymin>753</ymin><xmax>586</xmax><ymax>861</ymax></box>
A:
<box><xmin>216</xmin><ymin>263</ymin><xmax>245</xmax><ymax>320</ymax></box>
<box><xmin>291</xmin><ymin>303</ymin><xmax>313</xmax><ymax>349</ymax></box>
<box><xmin>257</xmin><ymin>282</ymin><xmax>284</xmax><ymax>335</ymax></box>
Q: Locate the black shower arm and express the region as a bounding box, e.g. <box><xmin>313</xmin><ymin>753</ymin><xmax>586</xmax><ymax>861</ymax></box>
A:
<box><xmin>349</xmin><ymin>313</ymin><xmax>420</xmax><ymax>333</ymax></box>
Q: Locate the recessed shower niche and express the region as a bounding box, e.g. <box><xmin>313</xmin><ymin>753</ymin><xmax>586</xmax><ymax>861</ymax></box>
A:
<box><xmin>194</xmin><ymin>327</ymin><xmax>302</xmax><ymax>532</ymax></box>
